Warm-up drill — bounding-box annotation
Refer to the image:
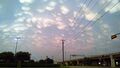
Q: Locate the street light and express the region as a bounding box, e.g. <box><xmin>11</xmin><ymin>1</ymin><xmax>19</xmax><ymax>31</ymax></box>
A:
<box><xmin>111</xmin><ymin>33</ymin><xmax>120</xmax><ymax>40</ymax></box>
<box><xmin>15</xmin><ymin>37</ymin><xmax>21</xmax><ymax>54</ymax></box>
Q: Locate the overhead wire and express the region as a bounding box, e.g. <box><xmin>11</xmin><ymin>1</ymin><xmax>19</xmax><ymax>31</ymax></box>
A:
<box><xmin>64</xmin><ymin>0</ymin><xmax>94</xmax><ymax>54</ymax></box>
<box><xmin>66</xmin><ymin>0</ymin><xmax>119</xmax><ymax>47</ymax></box>
<box><xmin>73</xmin><ymin>0</ymin><xmax>95</xmax><ymax>30</ymax></box>
<box><xmin>66</xmin><ymin>0</ymin><xmax>99</xmax><ymax>41</ymax></box>
<box><xmin>71</xmin><ymin>0</ymin><xmax>88</xmax><ymax>28</ymax></box>
<box><xmin>72</xmin><ymin>0</ymin><xmax>114</xmax><ymax>40</ymax></box>
<box><xmin>65</xmin><ymin>0</ymin><xmax>89</xmax><ymax>46</ymax></box>
<box><xmin>74</xmin><ymin>0</ymin><xmax>93</xmax><ymax>27</ymax></box>
<box><xmin>90</xmin><ymin>2</ymin><xmax>120</xmax><ymax>27</ymax></box>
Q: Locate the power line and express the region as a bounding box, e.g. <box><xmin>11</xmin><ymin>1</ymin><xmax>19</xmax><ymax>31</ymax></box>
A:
<box><xmin>90</xmin><ymin>2</ymin><xmax>119</xmax><ymax>27</ymax></box>
<box><xmin>65</xmin><ymin>0</ymin><xmax>101</xmax><ymax>50</ymax></box>
<box><xmin>72</xmin><ymin>0</ymin><xmax>114</xmax><ymax>40</ymax></box>
<box><xmin>74</xmin><ymin>0</ymin><xmax>93</xmax><ymax>28</ymax></box>
<box><xmin>71</xmin><ymin>0</ymin><xmax>88</xmax><ymax>27</ymax></box>
<box><xmin>90</xmin><ymin>0</ymin><xmax>99</xmax><ymax>10</ymax></box>
<box><xmin>69</xmin><ymin>0</ymin><xmax>99</xmax><ymax>39</ymax></box>
<box><xmin>74</xmin><ymin>1</ymin><xmax>119</xmax><ymax>40</ymax></box>
<box><xmin>86</xmin><ymin>0</ymin><xmax>93</xmax><ymax>7</ymax></box>
<box><xmin>77</xmin><ymin>0</ymin><xmax>98</xmax><ymax>26</ymax></box>
<box><xmin>74</xmin><ymin>0</ymin><xmax>95</xmax><ymax>29</ymax></box>
<box><xmin>66</xmin><ymin>1</ymin><xmax>119</xmax><ymax>47</ymax></box>
<box><xmin>66</xmin><ymin>1</ymin><xmax>98</xmax><ymax>38</ymax></box>
<box><xmin>83</xmin><ymin>0</ymin><xmax>113</xmax><ymax>28</ymax></box>
<box><xmin>64</xmin><ymin>0</ymin><xmax>93</xmax><ymax>52</ymax></box>
<box><xmin>67</xmin><ymin>0</ymin><xmax>96</xmax><ymax>43</ymax></box>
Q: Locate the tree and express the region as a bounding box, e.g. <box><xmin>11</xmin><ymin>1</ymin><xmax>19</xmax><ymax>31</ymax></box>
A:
<box><xmin>0</xmin><ymin>52</ymin><xmax>14</xmax><ymax>63</ymax></box>
<box><xmin>39</xmin><ymin>59</ymin><xmax>46</xmax><ymax>64</ymax></box>
<box><xmin>15</xmin><ymin>51</ymin><xmax>31</xmax><ymax>62</ymax></box>
<box><xmin>30</xmin><ymin>59</ymin><xmax>35</xmax><ymax>63</ymax></box>
<box><xmin>83</xmin><ymin>57</ymin><xmax>91</xmax><ymax>65</ymax></box>
<box><xmin>45</xmin><ymin>56</ymin><xmax>54</xmax><ymax>64</ymax></box>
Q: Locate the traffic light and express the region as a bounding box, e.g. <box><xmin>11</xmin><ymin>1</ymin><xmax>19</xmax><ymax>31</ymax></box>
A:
<box><xmin>111</xmin><ymin>35</ymin><xmax>117</xmax><ymax>39</ymax></box>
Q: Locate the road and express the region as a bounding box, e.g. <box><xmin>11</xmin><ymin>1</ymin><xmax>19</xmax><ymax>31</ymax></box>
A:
<box><xmin>0</xmin><ymin>67</ymin><xmax>59</xmax><ymax>68</ymax></box>
<box><xmin>69</xmin><ymin>66</ymin><xmax>119</xmax><ymax>68</ymax></box>
<box><xmin>0</xmin><ymin>66</ymin><xmax>119</xmax><ymax>68</ymax></box>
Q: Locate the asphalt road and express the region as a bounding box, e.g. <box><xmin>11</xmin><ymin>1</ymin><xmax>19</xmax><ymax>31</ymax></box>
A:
<box><xmin>0</xmin><ymin>67</ymin><xmax>59</xmax><ymax>68</ymax></box>
<box><xmin>0</xmin><ymin>66</ymin><xmax>119</xmax><ymax>68</ymax></box>
<box><xmin>69</xmin><ymin>66</ymin><xmax>119</xmax><ymax>68</ymax></box>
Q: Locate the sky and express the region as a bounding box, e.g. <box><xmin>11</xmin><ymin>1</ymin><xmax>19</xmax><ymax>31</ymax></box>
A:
<box><xmin>0</xmin><ymin>0</ymin><xmax>120</xmax><ymax>61</ymax></box>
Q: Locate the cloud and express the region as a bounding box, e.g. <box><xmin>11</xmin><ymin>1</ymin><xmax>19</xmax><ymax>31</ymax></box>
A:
<box><xmin>82</xmin><ymin>5</ymin><xmax>98</xmax><ymax>21</ymax></box>
<box><xmin>0</xmin><ymin>5</ymin><xmax>2</xmax><ymax>9</ymax></box>
<box><xmin>3</xmin><ymin>28</ymin><xmax>10</xmax><ymax>32</ymax></box>
<box><xmin>52</xmin><ymin>36</ymin><xmax>63</xmax><ymax>45</ymax></box>
<box><xmin>100</xmin><ymin>0</ymin><xmax>120</xmax><ymax>13</ymax></box>
<box><xmin>1</xmin><ymin>0</ymin><xmax>120</xmax><ymax>61</ymax></box>
<box><xmin>43</xmin><ymin>0</ymin><xmax>48</xmax><ymax>2</ymax></box>
<box><xmin>15</xmin><ymin>10</ymin><xmax>33</xmax><ymax>18</ymax></box>
<box><xmin>60</xmin><ymin>5</ymin><xmax>69</xmax><ymax>14</ymax></box>
<box><xmin>56</xmin><ymin>22</ymin><xmax>66</xmax><ymax>30</ymax></box>
<box><xmin>31</xmin><ymin>34</ymin><xmax>45</xmax><ymax>47</ymax></box>
<box><xmin>37</xmin><ymin>9</ymin><xmax>45</xmax><ymax>13</ymax></box>
<box><xmin>79</xmin><ymin>24</ymin><xmax>84</xmax><ymax>28</ymax></box>
<box><xmin>44</xmin><ymin>1</ymin><xmax>56</xmax><ymax>11</ymax></box>
<box><xmin>49</xmin><ymin>1</ymin><xmax>56</xmax><ymax>7</ymax></box>
<box><xmin>15</xmin><ymin>17</ymin><xmax>26</xmax><ymax>22</ymax></box>
<box><xmin>19</xmin><ymin>0</ymin><xmax>34</xmax><ymax>5</ymax></box>
<box><xmin>2</xmin><ymin>23</ymin><xmax>28</xmax><ymax>33</ymax></box>
<box><xmin>68</xmin><ymin>19</ymin><xmax>75</xmax><ymax>27</ymax></box>
<box><xmin>0</xmin><ymin>24</ymin><xmax>7</xmax><ymax>29</ymax></box>
<box><xmin>24</xmin><ymin>16</ymin><xmax>67</xmax><ymax>30</ymax></box>
<box><xmin>42</xmin><ymin>18</ymin><xmax>55</xmax><ymax>27</ymax></box>
<box><xmin>45</xmin><ymin>6</ymin><xmax>54</xmax><ymax>11</ymax></box>
<box><xmin>21</xmin><ymin>6</ymin><xmax>31</xmax><ymax>11</ymax></box>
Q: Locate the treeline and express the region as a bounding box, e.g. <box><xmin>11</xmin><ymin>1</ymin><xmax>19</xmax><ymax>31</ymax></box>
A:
<box><xmin>0</xmin><ymin>51</ymin><xmax>54</xmax><ymax>64</ymax></box>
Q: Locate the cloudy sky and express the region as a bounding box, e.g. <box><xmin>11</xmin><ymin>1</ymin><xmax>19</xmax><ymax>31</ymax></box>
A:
<box><xmin>0</xmin><ymin>0</ymin><xmax>120</xmax><ymax>61</ymax></box>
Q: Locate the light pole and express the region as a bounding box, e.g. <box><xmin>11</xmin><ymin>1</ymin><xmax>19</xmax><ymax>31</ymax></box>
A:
<box><xmin>15</xmin><ymin>37</ymin><xmax>21</xmax><ymax>54</ymax></box>
<box><xmin>111</xmin><ymin>33</ymin><xmax>120</xmax><ymax>39</ymax></box>
<box><xmin>110</xmin><ymin>32</ymin><xmax>120</xmax><ymax>67</ymax></box>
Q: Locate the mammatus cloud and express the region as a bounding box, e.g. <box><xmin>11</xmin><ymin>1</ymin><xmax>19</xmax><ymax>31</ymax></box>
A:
<box><xmin>60</xmin><ymin>5</ymin><xmax>69</xmax><ymax>14</ymax></box>
<box><xmin>100</xmin><ymin>0</ymin><xmax>120</xmax><ymax>13</ymax></box>
<box><xmin>19</xmin><ymin>0</ymin><xmax>34</xmax><ymax>5</ymax></box>
<box><xmin>81</xmin><ymin>4</ymin><xmax>98</xmax><ymax>21</ymax></box>
<box><xmin>0</xmin><ymin>0</ymin><xmax>120</xmax><ymax>61</ymax></box>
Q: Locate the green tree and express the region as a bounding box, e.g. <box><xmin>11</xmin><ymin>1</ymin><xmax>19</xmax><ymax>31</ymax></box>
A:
<box><xmin>39</xmin><ymin>59</ymin><xmax>46</xmax><ymax>64</ymax></box>
<box><xmin>45</xmin><ymin>56</ymin><xmax>54</xmax><ymax>64</ymax></box>
<box><xmin>15</xmin><ymin>51</ymin><xmax>31</xmax><ymax>62</ymax></box>
<box><xmin>0</xmin><ymin>52</ymin><xmax>14</xmax><ymax>63</ymax></box>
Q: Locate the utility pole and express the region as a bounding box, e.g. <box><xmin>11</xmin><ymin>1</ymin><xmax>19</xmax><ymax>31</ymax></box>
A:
<box><xmin>61</xmin><ymin>39</ymin><xmax>65</xmax><ymax>64</ymax></box>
